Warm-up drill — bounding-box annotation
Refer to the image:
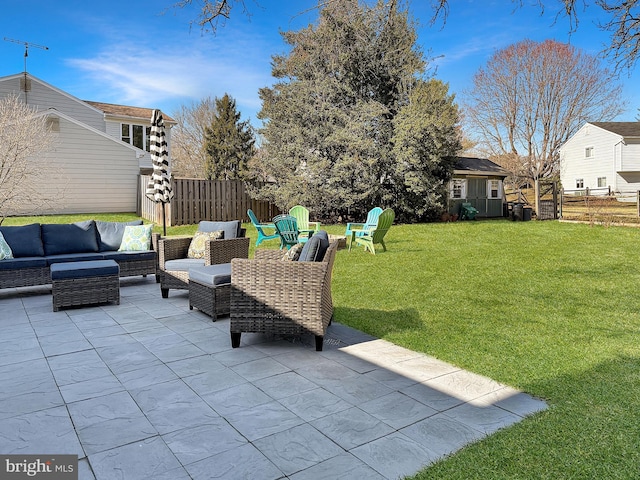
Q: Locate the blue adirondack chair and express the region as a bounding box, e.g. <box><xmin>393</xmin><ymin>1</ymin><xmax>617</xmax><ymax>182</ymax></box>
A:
<box><xmin>247</xmin><ymin>209</ymin><xmax>279</xmax><ymax>246</ymax></box>
<box><xmin>345</xmin><ymin>207</ymin><xmax>383</xmax><ymax>238</ymax></box>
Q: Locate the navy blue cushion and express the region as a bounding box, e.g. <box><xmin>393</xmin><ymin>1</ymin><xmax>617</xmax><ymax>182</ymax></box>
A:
<box><xmin>101</xmin><ymin>250</ymin><xmax>156</xmax><ymax>262</ymax></box>
<box><xmin>0</xmin><ymin>223</ymin><xmax>44</xmax><ymax>257</ymax></box>
<box><xmin>50</xmin><ymin>259</ymin><xmax>119</xmax><ymax>280</ymax></box>
<box><xmin>298</xmin><ymin>230</ymin><xmax>329</xmax><ymax>262</ymax></box>
<box><xmin>198</xmin><ymin>220</ymin><xmax>241</xmax><ymax>239</ymax></box>
<box><xmin>189</xmin><ymin>264</ymin><xmax>232</xmax><ymax>286</ymax></box>
<box><xmin>45</xmin><ymin>253</ymin><xmax>105</xmax><ymax>266</ymax></box>
<box><xmin>41</xmin><ymin>221</ymin><xmax>99</xmax><ymax>256</ymax></box>
<box><xmin>95</xmin><ymin>220</ymin><xmax>143</xmax><ymax>251</ymax></box>
<box><xmin>0</xmin><ymin>256</ymin><xmax>47</xmax><ymax>270</ymax></box>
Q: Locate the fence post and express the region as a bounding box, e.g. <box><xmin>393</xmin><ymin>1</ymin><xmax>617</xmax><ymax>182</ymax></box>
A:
<box><xmin>552</xmin><ymin>182</ymin><xmax>558</xmax><ymax>219</ymax></box>
<box><xmin>559</xmin><ymin>188</ymin><xmax>564</xmax><ymax>219</ymax></box>
<box><xmin>637</xmin><ymin>190</ymin><xmax>640</xmax><ymax>218</ymax></box>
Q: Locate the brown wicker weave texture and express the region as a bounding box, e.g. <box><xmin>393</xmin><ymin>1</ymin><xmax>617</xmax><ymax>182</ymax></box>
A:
<box><xmin>189</xmin><ymin>280</ymin><xmax>231</xmax><ymax>320</ymax></box>
<box><xmin>159</xmin><ymin>234</ymin><xmax>250</xmax><ymax>297</ymax></box>
<box><xmin>52</xmin><ymin>274</ymin><xmax>120</xmax><ymax>311</ymax></box>
<box><xmin>230</xmin><ymin>240</ymin><xmax>339</xmax><ymax>351</ymax></box>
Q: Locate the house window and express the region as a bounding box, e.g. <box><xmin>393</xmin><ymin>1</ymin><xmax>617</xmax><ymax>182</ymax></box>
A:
<box><xmin>585</xmin><ymin>147</ymin><xmax>594</xmax><ymax>158</ymax></box>
<box><xmin>121</xmin><ymin>124</ymin><xmax>130</xmax><ymax>144</ymax></box>
<box><xmin>576</xmin><ymin>178</ymin><xmax>584</xmax><ymax>189</ymax></box>
<box><xmin>487</xmin><ymin>179</ymin><xmax>502</xmax><ymax>199</ymax></box>
<box><xmin>121</xmin><ymin>123</ymin><xmax>151</xmax><ymax>152</ymax></box>
<box><xmin>597</xmin><ymin>177</ymin><xmax>607</xmax><ymax>188</ymax></box>
<box><xmin>451</xmin><ymin>179</ymin><xmax>466</xmax><ymax>199</ymax></box>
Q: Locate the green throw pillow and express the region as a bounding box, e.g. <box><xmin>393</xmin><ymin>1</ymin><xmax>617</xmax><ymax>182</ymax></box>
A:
<box><xmin>0</xmin><ymin>232</ymin><xmax>13</xmax><ymax>260</ymax></box>
<box><xmin>188</xmin><ymin>230</ymin><xmax>224</xmax><ymax>259</ymax></box>
<box><xmin>118</xmin><ymin>224</ymin><xmax>153</xmax><ymax>252</ymax></box>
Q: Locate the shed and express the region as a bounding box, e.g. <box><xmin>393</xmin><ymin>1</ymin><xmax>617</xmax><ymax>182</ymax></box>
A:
<box><xmin>448</xmin><ymin>156</ymin><xmax>509</xmax><ymax>218</ymax></box>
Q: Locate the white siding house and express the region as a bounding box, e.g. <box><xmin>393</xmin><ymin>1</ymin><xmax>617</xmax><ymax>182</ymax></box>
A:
<box><xmin>0</xmin><ymin>72</ymin><xmax>175</xmax><ymax>215</ymax></box>
<box><xmin>560</xmin><ymin>122</ymin><xmax>640</xmax><ymax>197</ymax></box>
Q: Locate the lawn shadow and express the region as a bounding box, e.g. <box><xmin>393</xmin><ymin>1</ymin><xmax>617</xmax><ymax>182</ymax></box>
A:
<box><xmin>333</xmin><ymin>306</ymin><xmax>424</xmax><ymax>339</ymax></box>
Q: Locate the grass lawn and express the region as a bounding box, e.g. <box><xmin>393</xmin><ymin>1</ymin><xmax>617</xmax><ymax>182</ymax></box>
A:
<box><xmin>4</xmin><ymin>214</ymin><xmax>639</xmax><ymax>477</ymax></box>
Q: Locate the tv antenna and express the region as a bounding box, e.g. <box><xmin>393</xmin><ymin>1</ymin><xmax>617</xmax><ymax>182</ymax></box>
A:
<box><xmin>3</xmin><ymin>37</ymin><xmax>49</xmax><ymax>73</ymax></box>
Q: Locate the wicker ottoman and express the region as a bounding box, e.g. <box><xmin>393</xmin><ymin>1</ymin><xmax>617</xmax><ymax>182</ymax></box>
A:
<box><xmin>188</xmin><ymin>264</ymin><xmax>232</xmax><ymax>321</ymax></box>
<box><xmin>51</xmin><ymin>260</ymin><xmax>120</xmax><ymax>311</ymax></box>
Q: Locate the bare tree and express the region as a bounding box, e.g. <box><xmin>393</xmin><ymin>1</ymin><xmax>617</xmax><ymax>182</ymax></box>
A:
<box><xmin>465</xmin><ymin>39</ymin><xmax>626</xmax><ymax>213</ymax></box>
<box><xmin>170</xmin><ymin>97</ymin><xmax>218</xmax><ymax>178</ymax></box>
<box><xmin>0</xmin><ymin>94</ymin><xmax>58</xmax><ymax>223</ymax></box>
<box><xmin>431</xmin><ymin>0</ymin><xmax>640</xmax><ymax>73</ymax></box>
<box><xmin>173</xmin><ymin>1</ymin><xmax>640</xmax><ymax>72</ymax></box>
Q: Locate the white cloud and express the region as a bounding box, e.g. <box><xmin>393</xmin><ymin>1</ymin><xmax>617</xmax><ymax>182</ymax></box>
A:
<box><xmin>66</xmin><ymin>28</ymin><xmax>279</xmax><ymax>122</ymax></box>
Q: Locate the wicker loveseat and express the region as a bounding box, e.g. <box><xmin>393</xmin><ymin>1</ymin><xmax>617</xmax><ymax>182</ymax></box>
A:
<box><xmin>0</xmin><ymin>220</ymin><xmax>159</xmax><ymax>290</ymax></box>
<box><xmin>157</xmin><ymin>220</ymin><xmax>250</xmax><ymax>298</ymax></box>
<box><xmin>230</xmin><ymin>231</ymin><xmax>339</xmax><ymax>351</ymax></box>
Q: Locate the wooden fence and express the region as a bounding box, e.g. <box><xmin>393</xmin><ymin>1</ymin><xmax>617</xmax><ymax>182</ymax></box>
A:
<box><xmin>138</xmin><ymin>176</ymin><xmax>280</xmax><ymax>227</ymax></box>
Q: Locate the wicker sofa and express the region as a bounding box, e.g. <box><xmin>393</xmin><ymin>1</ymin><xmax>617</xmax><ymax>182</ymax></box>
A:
<box><xmin>230</xmin><ymin>231</ymin><xmax>339</xmax><ymax>351</ymax></box>
<box><xmin>0</xmin><ymin>220</ymin><xmax>158</xmax><ymax>290</ymax></box>
<box><xmin>157</xmin><ymin>220</ymin><xmax>250</xmax><ymax>298</ymax></box>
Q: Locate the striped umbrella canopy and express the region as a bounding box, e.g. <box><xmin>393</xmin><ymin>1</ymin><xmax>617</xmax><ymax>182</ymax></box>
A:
<box><xmin>145</xmin><ymin>109</ymin><xmax>173</xmax><ymax>235</ymax></box>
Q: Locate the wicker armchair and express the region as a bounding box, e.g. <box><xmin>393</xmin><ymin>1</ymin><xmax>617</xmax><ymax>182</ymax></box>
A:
<box><xmin>158</xmin><ymin>223</ymin><xmax>249</xmax><ymax>298</ymax></box>
<box><xmin>230</xmin><ymin>239</ymin><xmax>339</xmax><ymax>351</ymax></box>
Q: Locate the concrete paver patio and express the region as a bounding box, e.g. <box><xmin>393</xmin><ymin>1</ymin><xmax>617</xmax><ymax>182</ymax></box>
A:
<box><xmin>0</xmin><ymin>277</ymin><xmax>547</xmax><ymax>479</ymax></box>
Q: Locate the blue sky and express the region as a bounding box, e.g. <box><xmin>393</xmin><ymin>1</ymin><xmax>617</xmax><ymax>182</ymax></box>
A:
<box><xmin>2</xmin><ymin>0</ymin><xmax>638</xmax><ymax>127</ymax></box>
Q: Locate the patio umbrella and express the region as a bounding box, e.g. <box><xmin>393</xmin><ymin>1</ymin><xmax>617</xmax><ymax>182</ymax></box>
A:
<box><xmin>145</xmin><ymin>109</ymin><xmax>173</xmax><ymax>236</ymax></box>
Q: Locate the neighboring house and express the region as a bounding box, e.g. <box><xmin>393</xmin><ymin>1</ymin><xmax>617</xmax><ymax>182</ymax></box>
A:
<box><xmin>448</xmin><ymin>156</ymin><xmax>508</xmax><ymax>217</ymax></box>
<box><xmin>559</xmin><ymin>122</ymin><xmax>640</xmax><ymax>197</ymax></box>
<box><xmin>0</xmin><ymin>72</ymin><xmax>175</xmax><ymax>215</ymax></box>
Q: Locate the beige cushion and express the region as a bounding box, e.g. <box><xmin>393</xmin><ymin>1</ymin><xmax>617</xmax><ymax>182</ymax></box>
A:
<box><xmin>188</xmin><ymin>230</ymin><xmax>224</xmax><ymax>259</ymax></box>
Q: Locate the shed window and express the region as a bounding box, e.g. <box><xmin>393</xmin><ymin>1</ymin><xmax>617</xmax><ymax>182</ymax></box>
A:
<box><xmin>576</xmin><ymin>178</ymin><xmax>584</xmax><ymax>189</ymax></box>
<box><xmin>487</xmin><ymin>179</ymin><xmax>502</xmax><ymax>199</ymax></box>
<box><xmin>597</xmin><ymin>177</ymin><xmax>607</xmax><ymax>188</ymax></box>
<box><xmin>585</xmin><ymin>147</ymin><xmax>594</xmax><ymax>158</ymax></box>
<box><xmin>451</xmin><ymin>179</ymin><xmax>466</xmax><ymax>199</ymax></box>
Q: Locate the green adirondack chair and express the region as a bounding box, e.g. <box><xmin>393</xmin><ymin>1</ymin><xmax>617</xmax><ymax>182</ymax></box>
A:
<box><xmin>349</xmin><ymin>208</ymin><xmax>395</xmax><ymax>254</ymax></box>
<box><xmin>288</xmin><ymin>205</ymin><xmax>320</xmax><ymax>243</ymax></box>
<box><xmin>247</xmin><ymin>209</ymin><xmax>279</xmax><ymax>246</ymax></box>
<box><xmin>272</xmin><ymin>214</ymin><xmax>300</xmax><ymax>250</ymax></box>
<box><xmin>345</xmin><ymin>207</ymin><xmax>383</xmax><ymax>238</ymax></box>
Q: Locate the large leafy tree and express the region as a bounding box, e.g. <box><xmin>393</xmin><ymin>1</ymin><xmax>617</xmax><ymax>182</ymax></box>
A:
<box><xmin>392</xmin><ymin>79</ymin><xmax>461</xmax><ymax>220</ymax></box>
<box><xmin>203</xmin><ymin>93</ymin><xmax>255</xmax><ymax>180</ymax></box>
<box><xmin>465</xmin><ymin>39</ymin><xmax>625</xmax><ymax>211</ymax></box>
<box><xmin>255</xmin><ymin>0</ymin><xmax>459</xmax><ymax>221</ymax></box>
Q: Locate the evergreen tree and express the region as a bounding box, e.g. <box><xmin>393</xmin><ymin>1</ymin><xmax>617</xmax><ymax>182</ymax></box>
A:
<box><xmin>392</xmin><ymin>79</ymin><xmax>461</xmax><ymax>221</ymax></box>
<box><xmin>255</xmin><ymin>0</ymin><xmax>425</xmax><ymax>219</ymax></box>
<box><xmin>203</xmin><ymin>93</ymin><xmax>255</xmax><ymax>180</ymax></box>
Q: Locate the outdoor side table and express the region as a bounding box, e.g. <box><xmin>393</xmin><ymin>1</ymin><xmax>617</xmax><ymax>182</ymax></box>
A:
<box><xmin>51</xmin><ymin>260</ymin><xmax>120</xmax><ymax>311</ymax></box>
<box><xmin>188</xmin><ymin>263</ymin><xmax>232</xmax><ymax>321</ymax></box>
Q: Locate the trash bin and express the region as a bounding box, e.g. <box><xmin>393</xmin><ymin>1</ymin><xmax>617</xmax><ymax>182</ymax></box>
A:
<box><xmin>522</xmin><ymin>206</ymin><xmax>533</xmax><ymax>221</ymax></box>
<box><xmin>512</xmin><ymin>203</ymin><xmax>523</xmax><ymax>221</ymax></box>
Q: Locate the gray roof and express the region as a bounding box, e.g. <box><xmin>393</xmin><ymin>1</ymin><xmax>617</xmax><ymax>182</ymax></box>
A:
<box><xmin>591</xmin><ymin>122</ymin><xmax>640</xmax><ymax>137</ymax></box>
<box><xmin>454</xmin><ymin>156</ymin><xmax>508</xmax><ymax>176</ymax></box>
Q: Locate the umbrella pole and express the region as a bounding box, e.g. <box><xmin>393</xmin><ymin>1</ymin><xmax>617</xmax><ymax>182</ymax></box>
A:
<box><xmin>162</xmin><ymin>203</ymin><xmax>167</xmax><ymax>236</ymax></box>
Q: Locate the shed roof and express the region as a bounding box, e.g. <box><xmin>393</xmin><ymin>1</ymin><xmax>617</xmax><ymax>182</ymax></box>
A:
<box><xmin>84</xmin><ymin>101</ymin><xmax>176</xmax><ymax>124</ymax></box>
<box><xmin>590</xmin><ymin>122</ymin><xmax>640</xmax><ymax>138</ymax></box>
<box><xmin>454</xmin><ymin>156</ymin><xmax>508</xmax><ymax>177</ymax></box>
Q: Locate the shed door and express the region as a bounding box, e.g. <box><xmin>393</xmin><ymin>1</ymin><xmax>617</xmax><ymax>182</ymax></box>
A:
<box><xmin>467</xmin><ymin>178</ymin><xmax>488</xmax><ymax>216</ymax></box>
